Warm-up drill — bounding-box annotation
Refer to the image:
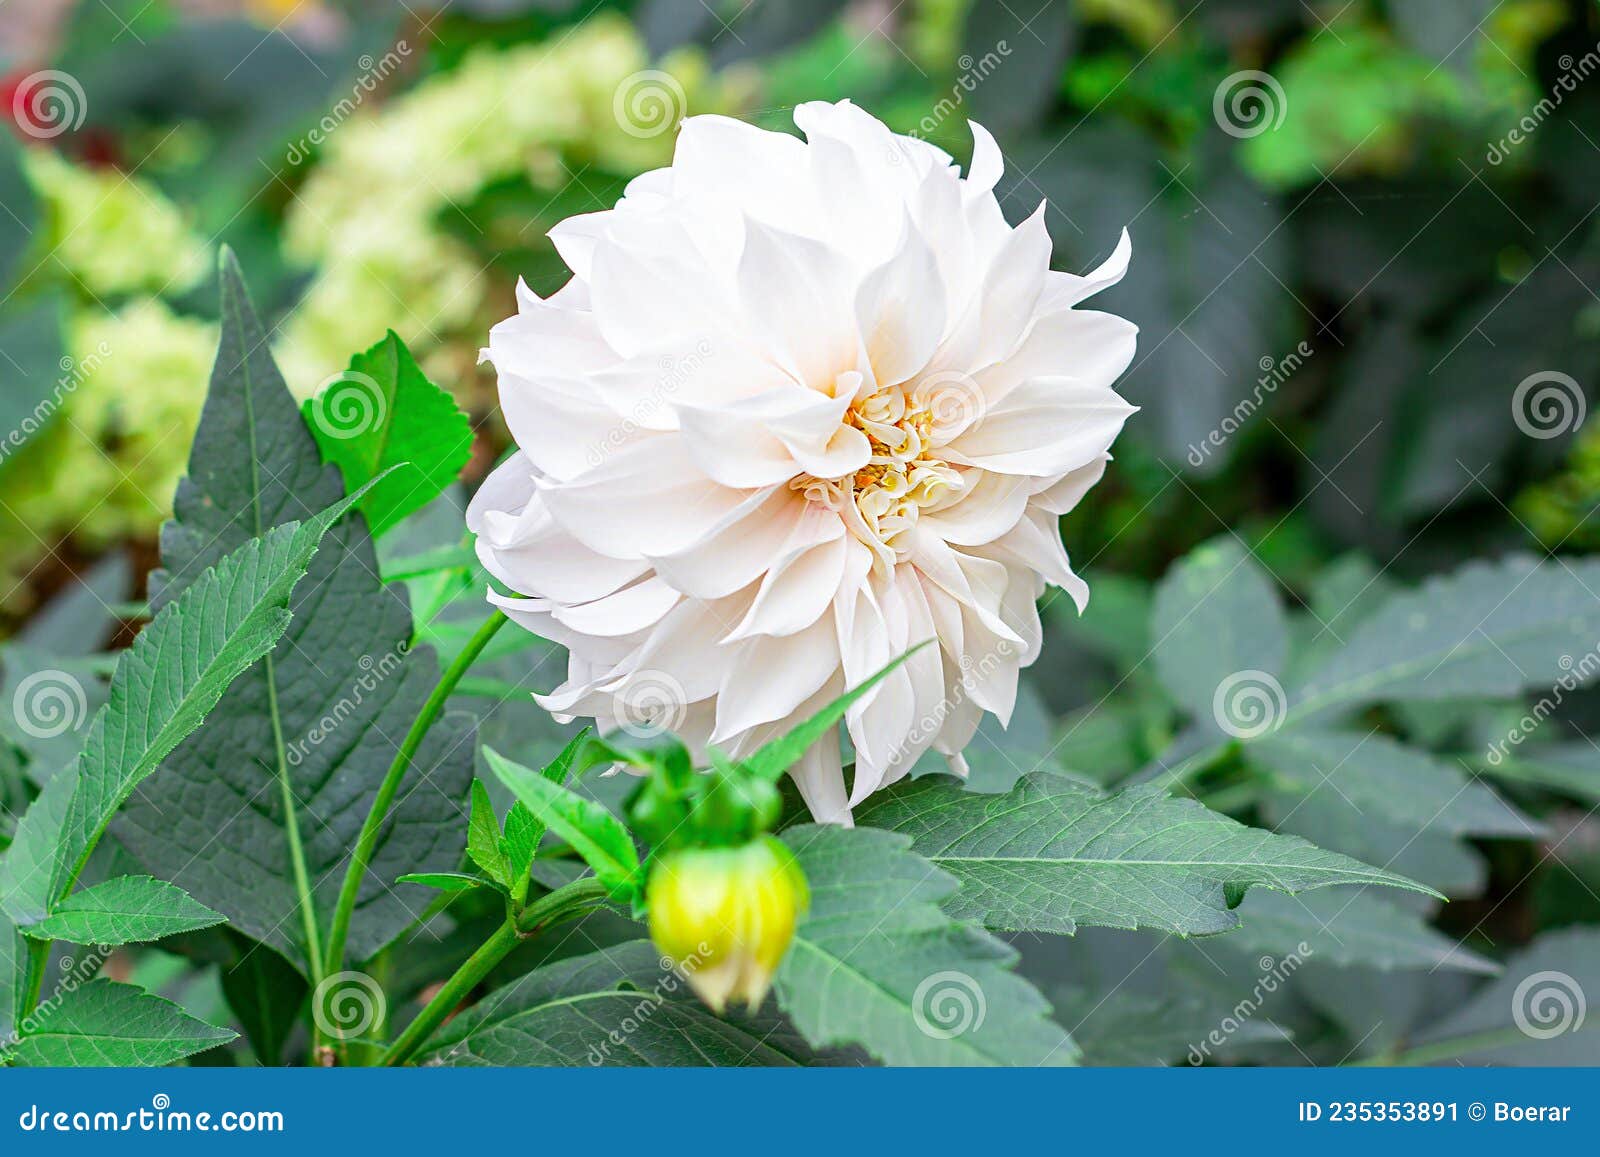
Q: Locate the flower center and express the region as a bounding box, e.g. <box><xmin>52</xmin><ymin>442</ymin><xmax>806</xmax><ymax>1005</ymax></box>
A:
<box><xmin>791</xmin><ymin>384</ymin><xmax>966</xmax><ymax>571</ymax></box>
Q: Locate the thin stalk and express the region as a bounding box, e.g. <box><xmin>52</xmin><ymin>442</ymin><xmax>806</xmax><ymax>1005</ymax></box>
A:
<box><xmin>381</xmin><ymin>877</ymin><xmax>611</xmax><ymax>1067</ymax></box>
<box><xmin>323</xmin><ymin>610</ymin><xmax>507</xmax><ymax>980</ymax></box>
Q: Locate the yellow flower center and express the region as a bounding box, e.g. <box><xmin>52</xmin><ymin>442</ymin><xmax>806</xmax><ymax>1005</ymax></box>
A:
<box><xmin>792</xmin><ymin>384</ymin><xmax>967</xmax><ymax>570</ymax></box>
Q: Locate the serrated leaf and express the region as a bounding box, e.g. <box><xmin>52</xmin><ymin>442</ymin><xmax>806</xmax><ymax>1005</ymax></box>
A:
<box><xmin>1230</xmin><ymin>889</ymin><xmax>1497</xmax><ymax>974</ymax></box>
<box><xmin>853</xmin><ymin>775</ymin><xmax>1437</xmax><ymax>936</ymax></box>
<box><xmin>303</xmin><ymin>331</ymin><xmax>472</xmax><ymax>537</ymax></box>
<box><xmin>397</xmin><ymin>872</ymin><xmax>493</xmax><ymax>892</ymax></box>
<box><xmin>422</xmin><ymin>941</ymin><xmax>848</xmax><ymax>1066</ymax></box>
<box><xmin>1249</xmin><ymin>728</ymin><xmax>1541</xmax><ymax>838</ymax></box>
<box><xmin>1053</xmin><ymin>986</ymin><xmax>1289</xmax><ymax>1066</ymax></box>
<box><xmin>113</xmin><ymin>252</ymin><xmax>473</xmax><ymax>974</ymax></box>
<box><xmin>1290</xmin><ymin>555</ymin><xmax>1600</xmax><ymax>720</ymax></box>
<box><xmin>776</xmin><ymin>824</ymin><xmax>1077</xmax><ymax>1066</ymax></box>
<box><xmin>5</xmin><ymin>978</ymin><xmax>235</xmax><ymax>1067</ymax></box>
<box><xmin>1151</xmin><ymin>537</ymin><xmax>1289</xmax><ymax>724</ymax></box>
<box><xmin>484</xmin><ymin>746</ymin><xmax>639</xmax><ymax>900</ymax></box>
<box><xmin>467</xmin><ymin>780</ymin><xmax>510</xmax><ymax>887</ymax></box>
<box><xmin>0</xmin><ymin>496</ymin><xmax>366</xmax><ymax>926</ymax></box>
<box><xmin>23</xmin><ymin>876</ymin><xmax>224</xmax><ymax>946</ymax></box>
<box><xmin>499</xmin><ymin>731</ymin><xmax>588</xmax><ymax>887</ymax></box>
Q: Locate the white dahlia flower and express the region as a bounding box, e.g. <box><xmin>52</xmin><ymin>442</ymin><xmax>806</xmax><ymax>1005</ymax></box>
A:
<box><xmin>468</xmin><ymin>100</ymin><xmax>1136</xmax><ymax>823</ymax></box>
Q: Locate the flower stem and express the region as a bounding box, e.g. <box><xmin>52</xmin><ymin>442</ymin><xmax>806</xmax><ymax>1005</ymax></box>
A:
<box><xmin>323</xmin><ymin>610</ymin><xmax>508</xmax><ymax>982</ymax></box>
<box><xmin>380</xmin><ymin>876</ymin><xmax>610</xmax><ymax>1066</ymax></box>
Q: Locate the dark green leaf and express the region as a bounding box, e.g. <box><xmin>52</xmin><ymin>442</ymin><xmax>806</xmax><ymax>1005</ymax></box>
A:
<box><xmin>854</xmin><ymin>775</ymin><xmax>1438</xmax><ymax>936</ymax></box>
<box><xmin>776</xmin><ymin>824</ymin><xmax>1077</xmax><ymax>1066</ymax></box>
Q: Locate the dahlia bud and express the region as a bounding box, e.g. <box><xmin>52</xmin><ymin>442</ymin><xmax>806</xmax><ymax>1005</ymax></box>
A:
<box><xmin>647</xmin><ymin>836</ymin><xmax>808</xmax><ymax>1013</ymax></box>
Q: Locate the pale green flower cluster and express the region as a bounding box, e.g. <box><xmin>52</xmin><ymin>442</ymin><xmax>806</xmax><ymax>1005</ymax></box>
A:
<box><xmin>0</xmin><ymin>152</ymin><xmax>214</xmax><ymax>605</ymax></box>
<box><xmin>275</xmin><ymin>14</ymin><xmax>743</xmax><ymax>394</ymax></box>
<box><xmin>22</xmin><ymin>149</ymin><xmax>210</xmax><ymax>299</ymax></box>
<box><xmin>0</xmin><ymin>299</ymin><xmax>215</xmax><ymax>604</ymax></box>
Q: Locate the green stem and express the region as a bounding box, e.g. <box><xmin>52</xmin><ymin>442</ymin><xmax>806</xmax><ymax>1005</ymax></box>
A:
<box><xmin>1348</xmin><ymin>1023</ymin><xmax>1592</xmax><ymax>1066</ymax></box>
<box><xmin>323</xmin><ymin>610</ymin><xmax>507</xmax><ymax>981</ymax></box>
<box><xmin>19</xmin><ymin>938</ymin><xmax>50</xmax><ymax>1019</ymax></box>
<box><xmin>381</xmin><ymin>877</ymin><xmax>610</xmax><ymax>1067</ymax></box>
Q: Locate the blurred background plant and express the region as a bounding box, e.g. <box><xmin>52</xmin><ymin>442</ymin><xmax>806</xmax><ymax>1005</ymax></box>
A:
<box><xmin>3</xmin><ymin>0</ymin><xmax>1600</xmax><ymax>1067</ymax></box>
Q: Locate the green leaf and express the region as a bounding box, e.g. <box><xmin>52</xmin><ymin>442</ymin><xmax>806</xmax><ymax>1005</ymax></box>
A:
<box><xmin>303</xmin><ymin>331</ymin><xmax>473</xmax><ymax>537</ymax></box>
<box><xmin>0</xmin><ymin>495</ymin><xmax>367</xmax><ymax>926</ymax></box>
<box><xmin>467</xmin><ymin>780</ymin><xmax>511</xmax><ymax>887</ymax></box>
<box><xmin>776</xmin><ymin>824</ymin><xmax>1078</xmax><ymax>1066</ymax></box>
<box><xmin>499</xmin><ymin>730</ymin><xmax>588</xmax><ymax>886</ymax></box>
<box><xmin>1290</xmin><ymin>554</ymin><xmax>1600</xmax><ymax>721</ymax></box>
<box><xmin>1229</xmin><ymin>889</ymin><xmax>1497</xmax><ymax>974</ymax></box>
<box><xmin>484</xmin><ymin>746</ymin><xmax>640</xmax><ymax>900</ymax></box>
<box><xmin>1053</xmin><ymin>986</ymin><xmax>1289</xmax><ymax>1066</ymax></box>
<box><xmin>1405</xmin><ymin>927</ymin><xmax>1600</xmax><ymax>1064</ymax></box>
<box><xmin>5</xmin><ymin>979</ymin><xmax>235</xmax><ymax>1067</ymax></box>
<box><xmin>422</xmin><ymin>940</ymin><xmax>846</xmax><ymax>1066</ymax></box>
<box><xmin>22</xmin><ymin>876</ymin><xmax>224</xmax><ymax>946</ymax></box>
<box><xmin>397</xmin><ymin>872</ymin><xmax>494</xmax><ymax>892</ymax></box>
<box><xmin>1249</xmin><ymin>728</ymin><xmax>1541</xmax><ymax>838</ymax></box>
<box><xmin>112</xmin><ymin>251</ymin><xmax>474</xmax><ymax>974</ymax></box>
<box><xmin>852</xmin><ymin>774</ymin><xmax>1438</xmax><ymax>936</ymax></box>
<box><xmin>742</xmin><ymin>644</ymin><xmax>929</xmax><ymax>782</ymax></box>
<box><xmin>217</xmin><ymin>934</ymin><xmax>306</xmax><ymax>1067</ymax></box>
<box><xmin>1151</xmin><ymin>537</ymin><xmax>1289</xmax><ymax>724</ymax></box>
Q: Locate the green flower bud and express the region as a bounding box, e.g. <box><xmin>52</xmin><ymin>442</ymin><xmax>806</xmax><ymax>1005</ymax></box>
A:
<box><xmin>647</xmin><ymin>836</ymin><xmax>808</xmax><ymax>1014</ymax></box>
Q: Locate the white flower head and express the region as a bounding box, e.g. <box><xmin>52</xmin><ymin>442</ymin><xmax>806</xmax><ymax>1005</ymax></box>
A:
<box><xmin>469</xmin><ymin>100</ymin><xmax>1137</xmax><ymax>823</ymax></box>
